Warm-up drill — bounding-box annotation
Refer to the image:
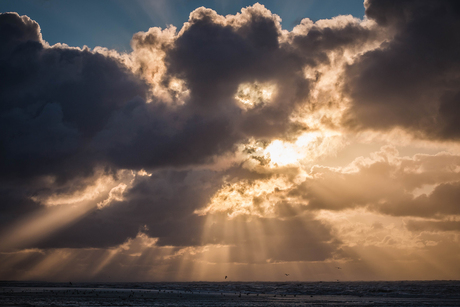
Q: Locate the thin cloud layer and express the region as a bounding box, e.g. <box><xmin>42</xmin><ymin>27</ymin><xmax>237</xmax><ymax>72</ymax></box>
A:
<box><xmin>1</xmin><ymin>1</ymin><xmax>460</xmax><ymax>281</ymax></box>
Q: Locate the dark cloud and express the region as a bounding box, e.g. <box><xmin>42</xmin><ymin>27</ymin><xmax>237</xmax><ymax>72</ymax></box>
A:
<box><xmin>343</xmin><ymin>0</ymin><xmax>460</xmax><ymax>140</ymax></box>
<box><xmin>0</xmin><ymin>12</ymin><xmax>148</xmax><ymax>182</ymax></box>
<box><xmin>164</xmin><ymin>6</ymin><xmax>308</xmax><ymax>141</ymax></box>
<box><xmin>93</xmin><ymin>101</ymin><xmax>241</xmax><ymax>170</ymax></box>
<box><xmin>0</xmin><ymin>12</ymin><xmax>41</xmax><ymax>59</ymax></box>
<box><xmin>406</xmin><ymin>219</ymin><xmax>460</xmax><ymax>232</ymax></box>
<box><xmin>0</xmin><ymin>184</ymin><xmax>40</xmax><ymax>226</ymax></box>
<box><xmin>379</xmin><ymin>181</ymin><xmax>460</xmax><ymax>217</ymax></box>
<box><xmin>290</xmin><ymin>16</ymin><xmax>375</xmax><ymax>67</ymax></box>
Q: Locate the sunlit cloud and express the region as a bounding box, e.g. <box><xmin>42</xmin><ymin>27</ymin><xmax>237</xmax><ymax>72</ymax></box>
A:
<box><xmin>196</xmin><ymin>176</ymin><xmax>292</xmax><ymax>218</ymax></box>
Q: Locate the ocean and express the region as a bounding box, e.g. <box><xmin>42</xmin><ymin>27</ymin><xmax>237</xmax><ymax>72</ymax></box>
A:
<box><xmin>1</xmin><ymin>280</ymin><xmax>459</xmax><ymax>306</ymax></box>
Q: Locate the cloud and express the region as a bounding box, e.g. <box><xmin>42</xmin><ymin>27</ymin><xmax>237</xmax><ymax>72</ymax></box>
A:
<box><xmin>0</xmin><ymin>12</ymin><xmax>42</xmax><ymax>57</ymax></box>
<box><xmin>343</xmin><ymin>0</ymin><xmax>460</xmax><ymax>140</ymax></box>
<box><xmin>0</xmin><ymin>6</ymin><xmax>378</xmax><ymax>183</ymax></box>
<box><xmin>0</xmin><ymin>6</ymin><xmax>376</xmax><ymax>238</ymax></box>
<box><xmin>3</xmin><ymin>4</ymin><xmax>369</xmax><ymax>181</ymax></box>
<box><xmin>0</xmin><ymin>12</ymin><xmax>148</xmax><ymax>182</ymax></box>
<box><xmin>270</xmin><ymin>146</ymin><xmax>460</xmax><ymax>218</ymax></box>
<box><xmin>21</xmin><ymin>169</ymin><xmax>218</xmax><ymax>249</ymax></box>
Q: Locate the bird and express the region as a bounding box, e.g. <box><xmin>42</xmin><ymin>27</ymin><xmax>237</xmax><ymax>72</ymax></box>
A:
<box><xmin>225</xmin><ymin>276</ymin><xmax>227</xmax><ymax>279</ymax></box>
<box><xmin>336</xmin><ymin>267</ymin><xmax>341</xmax><ymax>269</ymax></box>
<box><xmin>285</xmin><ymin>273</ymin><xmax>290</xmax><ymax>276</ymax></box>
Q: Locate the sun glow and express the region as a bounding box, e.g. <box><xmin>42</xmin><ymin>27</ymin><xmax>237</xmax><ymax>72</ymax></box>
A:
<box><xmin>264</xmin><ymin>140</ymin><xmax>301</xmax><ymax>166</ymax></box>
<box><xmin>263</xmin><ymin>131</ymin><xmax>343</xmax><ymax>167</ymax></box>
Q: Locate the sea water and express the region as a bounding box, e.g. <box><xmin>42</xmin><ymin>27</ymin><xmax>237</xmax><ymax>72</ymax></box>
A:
<box><xmin>1</xmin><ymin>280</ymin><xmax>459</xmax><ymax>306</ymax></box>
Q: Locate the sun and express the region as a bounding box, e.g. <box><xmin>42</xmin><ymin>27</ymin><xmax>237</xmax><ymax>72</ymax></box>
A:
<box><xmin>264</xmin><ymin>140</ymin><xmax>301</xmax><ymax>166</ymax></box>
<box><xmin>263</xmin><ymin>131</ymin><xmax>341</xmax><ymax>167</ymax></box>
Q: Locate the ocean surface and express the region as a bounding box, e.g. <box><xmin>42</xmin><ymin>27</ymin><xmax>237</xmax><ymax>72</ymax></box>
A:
<box><xmin>1</xmin><ymin>280</ymin><xmax>459</xmax><ymax>306</ymax></box>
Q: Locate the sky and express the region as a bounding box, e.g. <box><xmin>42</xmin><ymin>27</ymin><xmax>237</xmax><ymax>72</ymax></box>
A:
<box><xmin>0</xmin><ymin>0</ymin><xmax>459</xmax><ymax>282</ymax></box>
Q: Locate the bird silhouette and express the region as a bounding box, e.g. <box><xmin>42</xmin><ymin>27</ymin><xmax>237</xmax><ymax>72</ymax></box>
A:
<box><xmin>225</xmin><ymin>276</ymin><xmax>227</xmax><ymax>279</ymax></box>
<box><xmin>285</xmin><ymin>273</ymin><xmax>290</xmax><ymax>276</ymax></box>
<box><xmin>336</xmin><ymin>267</ymin><xmax>342</xmax><ymax>269</ymax></box>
